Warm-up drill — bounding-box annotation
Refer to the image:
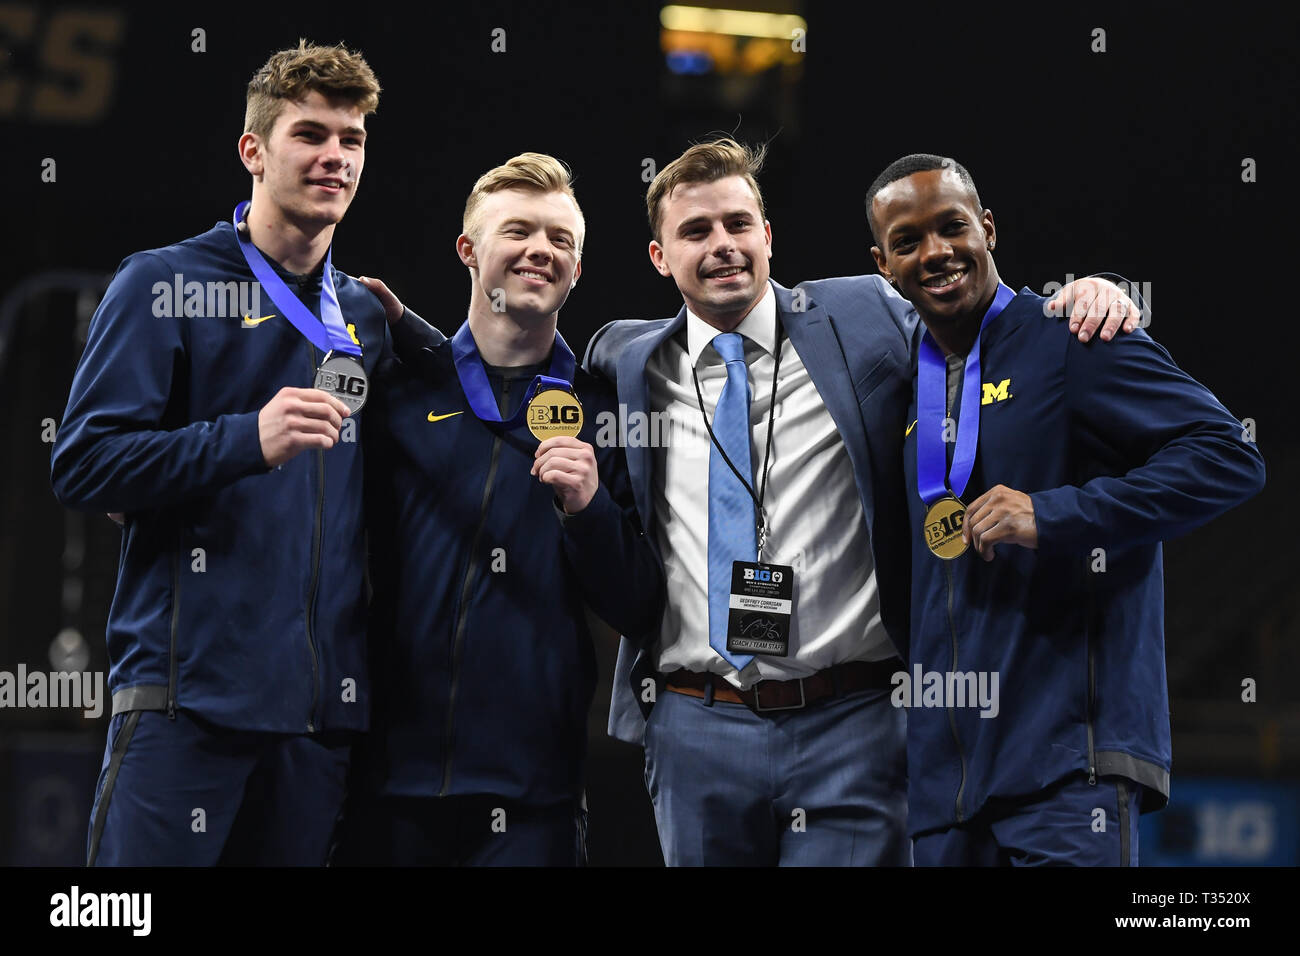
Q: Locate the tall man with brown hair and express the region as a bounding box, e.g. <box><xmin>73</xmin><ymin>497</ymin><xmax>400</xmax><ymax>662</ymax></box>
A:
<box><xmin>51</xmin><ymin>40</ymin><xmax>390</xmax><ymax>865</ymax></box>
<box><xmin>583</xmin><ymin>137</ymin><xmax>1139</xmax><ymax>865</ymax></box>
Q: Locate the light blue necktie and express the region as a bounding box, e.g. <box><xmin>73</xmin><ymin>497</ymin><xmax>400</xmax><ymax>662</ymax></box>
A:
<box><xmin>707</xmin><ymin>332</ymin><xmax>757</xmax><ymax>672</ymax></box>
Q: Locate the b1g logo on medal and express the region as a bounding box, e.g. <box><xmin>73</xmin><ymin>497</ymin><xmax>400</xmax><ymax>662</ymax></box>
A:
<box><xmin>526</xmin><ymin>388</ymin><xmax>583</xmax><ymax>440</ymax></box>
<box><xmin>314</xmin><ymin>352</ymin><xmax>368</xmax><ymax>413</ymax></box>
<box><xmin>923</xmin><ymin>496</ymin><xmax>968</xmax><ymax>560</ymax></box>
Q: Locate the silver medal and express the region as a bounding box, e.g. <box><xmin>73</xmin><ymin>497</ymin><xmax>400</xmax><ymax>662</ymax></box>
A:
<box><xmin>313</xmin><ymin>351</ymin><xmax>368</xmax><ymax>413</ymax></box>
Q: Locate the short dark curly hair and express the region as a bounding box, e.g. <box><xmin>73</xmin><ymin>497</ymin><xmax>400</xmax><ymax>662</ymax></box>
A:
<box><xmin>865</xmin><ymin>153</ymin><xmax>981</xmax><ymax>244</ymax></box>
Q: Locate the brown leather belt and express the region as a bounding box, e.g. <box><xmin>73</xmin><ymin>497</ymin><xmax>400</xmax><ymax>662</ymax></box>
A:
<box><xmin>663</xmin><ymin>658</ymin><xmax>903</xmax><ymax>713</ymax></box>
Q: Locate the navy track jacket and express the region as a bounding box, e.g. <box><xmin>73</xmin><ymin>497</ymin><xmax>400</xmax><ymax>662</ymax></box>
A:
<box><xmin>360</xmin><ymin>315</ymin><xmax>665</xmax><ymax>805</ymax></box>
<box><xmin>50</xmin><ymin>221</ymin><xmax>389</xmax><ymax>733</ymax></box>
<box><xmin>902</xmin><ymin>288</ymin><xmax>1265</xmax><ymax>836</ymax></box>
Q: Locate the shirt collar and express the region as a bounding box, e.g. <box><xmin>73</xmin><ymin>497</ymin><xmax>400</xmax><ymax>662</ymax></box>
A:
<box><xmin>685</xmin><ymin>281</ymin><xmax>777</xmax><ymax>367</ymax></box>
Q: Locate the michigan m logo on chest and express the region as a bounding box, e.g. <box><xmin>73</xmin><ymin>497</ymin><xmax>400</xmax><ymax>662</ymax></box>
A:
<box><xmin>981</xmin><ymin>379</ymin><xmax>1012</xmax><ymax>405</ymax></box>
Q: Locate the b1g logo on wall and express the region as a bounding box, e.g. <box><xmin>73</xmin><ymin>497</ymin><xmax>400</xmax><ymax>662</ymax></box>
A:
<box><xmin>314</xmin><ymin>354</ymin><xmax>368</xmax><ymax>413</ymax></box>
<box><xmin>526</xmin><ymin>388</ymin><xmax>583</xmax><ymax>441</ymax></box>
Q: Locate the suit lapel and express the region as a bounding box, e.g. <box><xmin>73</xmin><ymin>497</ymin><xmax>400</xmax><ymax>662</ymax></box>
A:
<box><xmin>775</xmin><ymin>283</ymin><xmax>878</xmax><ymax>530</ymax></box>
<box><xmin>618</xmin><ymin>309</ymin><xmax>685</xmax><ymax>528</ymax></box>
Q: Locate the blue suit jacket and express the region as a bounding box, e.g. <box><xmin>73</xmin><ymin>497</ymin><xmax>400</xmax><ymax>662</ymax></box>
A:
<box><xmin>583</xmin><ymin>277</ymin><xmax>918</xmax><ymax>744</ymax></box>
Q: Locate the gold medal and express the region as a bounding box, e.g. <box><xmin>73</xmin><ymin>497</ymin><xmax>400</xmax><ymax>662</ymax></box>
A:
<box><xmin>923</xmin><ymin>495</ymin><xmax>968</xmax><ymax>560</ymax></box>
<box><xmin>526</xmin><ymin>388</ymin><xmax>584</xmax><ymax>440</ymax></box>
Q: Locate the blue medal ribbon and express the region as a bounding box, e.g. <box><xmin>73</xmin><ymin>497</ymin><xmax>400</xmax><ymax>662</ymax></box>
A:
<box><xmin>451</xmin><ymin>320</ymin><xmax>576</xmax><ymax>430</ymax></box>
<box><xmin>917</xmin><ymin>282</ymin><xmax>1016</xmax><ymax>504</ymax></box>
<box><xmin>231</xmin><ymin>201</ymin><xmax>361</xmax><ymax>357</ymax></box>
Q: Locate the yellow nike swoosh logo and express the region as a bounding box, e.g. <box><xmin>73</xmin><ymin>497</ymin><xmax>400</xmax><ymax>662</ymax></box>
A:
<box><xmin>241</xmin><ymin>314</ymin><xmax>276</xmax><ymax>327</ymax></box>
<box><xmin>906</xmin><ymin>419</ymin><xmax>918</xmax><ymax>437</ymax></box>
<box><xmin>427</xmin><ymin>411</ymin><xmax>464</xmax><ymax>423</ymax></box>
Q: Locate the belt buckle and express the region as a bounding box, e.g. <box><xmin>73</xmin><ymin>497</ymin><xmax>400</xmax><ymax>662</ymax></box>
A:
<box><xmin>752</xmin><ymin>677</ymin><xmax>806</xmax><ymax>713</ymax></box>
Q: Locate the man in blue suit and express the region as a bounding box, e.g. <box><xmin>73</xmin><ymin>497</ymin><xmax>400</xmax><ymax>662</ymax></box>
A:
<box><xmin>583</xmin><ymin>137</ymin><xmax>1139</xmax><ymax>865</ymax></box>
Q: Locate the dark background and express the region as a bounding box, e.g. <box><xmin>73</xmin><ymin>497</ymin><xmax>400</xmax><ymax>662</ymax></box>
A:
<box><xmin>0</xmin><ymin>0</ymin><xmax>1296</xmax><ymax>866</ymax></box>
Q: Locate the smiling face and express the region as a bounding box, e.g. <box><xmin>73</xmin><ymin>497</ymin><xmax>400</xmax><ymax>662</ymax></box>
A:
<box><xmin>649</xmin><ymin>175</ymin><xmax>772</xmax><ymax>331</ymax></box>
<box><xmin>459</xmin><ymin>188</ymin><xmax>583</xmax><ymax>321</ymax></box>
<box><xmin>241</xmin><ymin>89</ymin><xmax>366</xmax><ymax>231</ymax></box>
<box><xmin>870</xmin><ymin>168</ymin><xmax>998</xmax><ymax>328</ymax></box>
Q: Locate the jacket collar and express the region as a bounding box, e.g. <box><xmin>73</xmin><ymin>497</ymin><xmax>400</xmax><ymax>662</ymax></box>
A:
<box><xmin>617</xmin><ymin>279</ymin><xmax>878</xmax><ymax>534</ymax></box>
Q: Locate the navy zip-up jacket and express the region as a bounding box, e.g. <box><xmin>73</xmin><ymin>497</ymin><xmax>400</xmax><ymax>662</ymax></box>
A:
<box><xmin>50</xmin><ymin>221</ymin><xmax>389</xmax><ymax>733</ymax></box>
<box><xmin>902</xmin><ymin>288</ymin><xmax>1265</xmax><ymax>836</ymax></box>
<box><xmin>361</xmin><ymin>316</ymin><xmax>664</xmax><ymax>805</ymax></box>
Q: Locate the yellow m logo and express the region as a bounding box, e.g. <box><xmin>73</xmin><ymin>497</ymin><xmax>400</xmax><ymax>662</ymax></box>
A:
<box><xmin>981</xmin><ymin>379</ymin><xmax>1011</xmax><ymax>405</ymax></box>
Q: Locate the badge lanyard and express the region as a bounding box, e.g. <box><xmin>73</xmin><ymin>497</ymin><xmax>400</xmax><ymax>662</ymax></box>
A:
<box><xmin>451</xmin><ymin>321</ymin><xmax>577</xmax><ymax>431</ymax></box>
<box><xmin>916</xmin><ymin>282</ymin><xmax>1014</xmax><ymax>558</ymax></box>
<box><xmin>691</xmin><ymin>321</ymin><xmax>784</xmax><ymax>561</ymax></box>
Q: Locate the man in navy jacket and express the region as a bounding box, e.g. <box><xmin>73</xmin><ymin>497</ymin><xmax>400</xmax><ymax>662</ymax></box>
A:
<box><xmin>584</xmin><ymin>137</ymin><xmax>1140</xmax><ymax>865</ymax></box>
<box><xmin>341</xmin><ymin>154</ymin><xmax>663</xmax><ymax>865</ymax></box>
<box><xmin>869</xmin><ymin>153</ymin><xmax>1266</xmax><ymax>865</ymax></box>
<box><xmin>50</xmin><ymin>41</ymin><xmax>389</xmax><ymax>865</ymax></box>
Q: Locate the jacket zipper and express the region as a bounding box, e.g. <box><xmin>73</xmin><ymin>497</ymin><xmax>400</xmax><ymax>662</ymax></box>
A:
<box><xmin>167</xmin><ymin>526</ymin><xmax>182</xmax><ymax>719</ymax></box>
<box><xmin>945</xmin><ymin>560</ymin><xmax>968</xmax><ymax>822</ymax></box>
<box><xmin>304</xmin><ymin>338</ymin><xmax>324</xmax><ymax>733</ymax></box>
<box><xmin>439</xmin><ymin>379</ymin><xmax>507</xmax><ymax>796</ymax></box>
<box><xmin>1085</xmin><ymin>567</ymin><xmax>1098</xmax><ymax>785</ymax></box>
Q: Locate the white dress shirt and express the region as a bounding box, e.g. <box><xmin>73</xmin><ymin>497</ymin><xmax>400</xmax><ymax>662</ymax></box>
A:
<box><xmin>647</xmin><ymin>282</ymin><xmax>895</xmax><ymax>690</ymax></box>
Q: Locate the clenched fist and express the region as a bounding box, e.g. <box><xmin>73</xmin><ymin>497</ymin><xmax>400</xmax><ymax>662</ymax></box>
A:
<box><xmin>531</xmin><ymin>436</ymin><xmax>598</xmax><ymax>514</ymax></box>
<box><xmin>258</xmin><ymin>387</ymin><xmax>352</xmax><ymax>468</ymax></box>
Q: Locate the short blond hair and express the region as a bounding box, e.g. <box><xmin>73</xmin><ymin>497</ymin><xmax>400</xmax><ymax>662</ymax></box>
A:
<box><xmin>646</xmin><ymin>137</ymin><xmax>767</xmax><ymax>242</ymax></box>
<box><xmin>244</xmin><ymin>39</ymin><xmax>380</xmax><ymax>142</ymax></box>
<box><xmin>462</xmin><ymin>153</ymin><xmax>586</xmax><ymax>256</ymax></box>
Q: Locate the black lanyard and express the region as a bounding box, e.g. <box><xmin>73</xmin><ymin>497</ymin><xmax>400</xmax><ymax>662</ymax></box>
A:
<box><xmin>690</xmin><ymin>320</ymin><xmax>784</xmax><ymax>560</ymax></box>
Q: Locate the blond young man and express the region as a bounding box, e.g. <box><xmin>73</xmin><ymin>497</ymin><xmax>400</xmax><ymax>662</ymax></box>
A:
<box><xmin>583</xmin><ymin>138</ymin><xmax>1138</xmax><ymax>865</ymax></box>
<box><xmin>52</xmin><ymin>41</ymin><xmax>390</xmax><ymax>865</ymax></box>
<box><xmin>341</xmin><ymin>154</ymin><xmax>662</xmax><ymax>866</ymax></box>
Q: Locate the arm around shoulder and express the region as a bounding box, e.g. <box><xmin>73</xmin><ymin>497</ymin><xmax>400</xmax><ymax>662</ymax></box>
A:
<box><xmin>581</xmin><ymin>320</ymin><xmax>627</xmax><ymax>384</ymax></box>
<box><xmin>389</xmin><ymin>306</ymin><xmax>446</xmax><ymax>360</ymax></box>
<box><xmin>1031</xmin><ymin>329</ymin><xmax>1265</xmax><ymax>555</ymax></box>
